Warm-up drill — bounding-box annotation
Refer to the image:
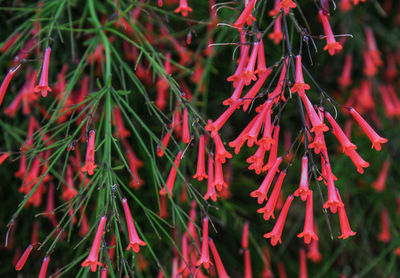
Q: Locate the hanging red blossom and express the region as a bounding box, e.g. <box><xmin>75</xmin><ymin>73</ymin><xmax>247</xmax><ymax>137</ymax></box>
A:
<box><xmin>291</xmin><ymin>55</ymin><xmax>310</xmax><ymax>95</ymax></box>
<box><xmin>257</xmin><ymin>170</ymin><xmax>286</xmax><ymax>220</ymax></box>
<box><xmin>121</xmin><ymin>198</ymin><xmax>146</xmax><ymax>252</ymax></box>
<box><xmin>299</xmin><ymin>248</ymin><xmax>308</xmax><ymax>278</ymax></box>
<box><xmin>174</xmin><ymin>0</ymin><xmax>192</xmax><ymax>17</ymax></box>
<box><xmin>81</xmin><ymin>216</ymin><xmax>107</xmax><ymax>272</ymax></box>
<box><xmin>336</xmin><ymin>189</ymin><xmax>356</xmax><ymax>239</ymax></box>
<box><xmin>15</xmin><ymin>244</ymin><xmax>33</xmax><ymax>271</ymax></box>
<box><xmin>0</xmin><ymin>65</ymin><xmax>20</xmax><ymax>108</ymax></box>
<box><xmin>209</xmin><ymin>238</ymin><xmax>230</xmax><ymax>278</ymax></box>
<box><xmin>81</xmin><ymin>130</ymin><xmax>97</xmax><ymax>175</ymax></box>
<box><xmin>319</xmin><ymin>10</ymin><xmax>343</xmax><ymax>55</ymax></box>
<box><xmin>297</xmin><ymin>191</ymin><xmax>318</xmax><ymax>244</ymax></box>
<box><xmin>38</xmin><ymin>256</ymin><xmax>50</xmax><ymax>278</ymax></box>
<box><xmin>197</xmin><ymin>217</ymin><xmax>212</xmax><ymax>269</ymax></box>
<box><xmin>34</xmin><ymin>47</ymin><xmax>52</xmax><ymax>97</ymax></box>
<box><xmin>181</xmin><ymin>108</ymin><xmax>191</xmax><ymax>143</ymax></box>
<box><xmin>264</xmin><ymin>195</ymin><xmax>294</xmax><ymax>246</ymax></box>
<box><xmin>193</xmin><ymin>135</ymin><xmax>208</xmax><ymax>181</ymax></box>
<box><xmin>294</xmin><ymin>156</ymin><xmax>310</xmax><ymax>201</ymax></box>
<box><xmin>204</xmin><ymin>153</ymin><xmax>217</xmax><ymax>201</ymax></box>
<box><xmin>372</xmin><ymin>159</ymin><xmax>390</xmax><ymax>192</ymax></box>
<box><xmin>251</xmin><ymin>157</ymin><xmax>282</xmax><ymax>204</ymax></box>
<box><xmin>377</xmin><ymin>207</ymin><xmax>391</xmax><ymax>242</ymax></box>
<box><xmin>159</xmin><ymin>151</ymin><xmax>183</xmax><ymax>196</ymax></box>
<box><xmin>349</xmin><ymin>107</ymin><xmax>388</xmax><ymax>151</ymax></box>
<box><xmin>233</xmin><ymin>0</ymin><xmax>256</xmax><ymax>30</ymax></box>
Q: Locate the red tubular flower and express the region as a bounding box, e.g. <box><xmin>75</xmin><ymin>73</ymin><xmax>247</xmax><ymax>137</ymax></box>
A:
<box><xmin>34</xmin><ymin>47</ymin><xmax>52</xmax><ymax>97</ymax></box>
<box><xmin>269</xmin><ymin>15</ymin><xmax>283</xmax><ymax>45</ymax></box>
<box><xmin>245</xmin><ymin>100</ymin><xmax>273</xmax><ymax>147</ymax></box>
<box><xmin>244</xmin><ymin>249</ymin><xmax>253</xmax><ymax>278</ymax></box>
<box><xmin>181</xmin><ymin>108</ymin><xmax>191</xmax><ymax>143</ymax></box>
<box><xmin>322</xmin><ymin>163</ymin><xmax>343</xmax><ymax>213</ymax></box>
<box><xmin>15</xmin><ymin>244</ymin><xmax>33</xmax><ymax>271</ymax></box>
<box><xmin>299</xmin><ymin>249</ymin><xmax>308</xmax><ymax>278</ymax></box>
<box><xmin>62</xmin><ymin>165</ymin><xmax>77</xmax><ymax>201</ymax></box>
<box><xmin>193</xmin><ymin>135</ymin><xmax>208</xmax><ymax>181</ymax></box>
<box><xmin>372</xmin><ymin>159</ymin><xmax>390</xmax><ymax>192</ymax></box>
<box><xmin>379</xmin><ymin>85</ymin><xmax>398</xmax><ymax>118</ymax></box>
<box><xmin>38</xmin><ymin>256</ymin><xmax>50</xmax><ymax>278</ymax></box>
<box><xmin>365</xmin><ymin>27</ymin><xmax>382</xmax><ymax>67</ymax></box>
<box><xmin>186</xmin><ymin>200</ymin><xmax>200</xmax><ymax>246</ymax></box>
<box><xmin>294</xmin><ymin>156</ymin><xmax>310</xmax><ymax>201</ymax></box>
<box><xmin>223</xmin><ymin>79</ymin><xmax>245</xmax><ymax>106</ymax></box>
<box><xmin>208</xmin><ymin>238</ymin><xmax>230</xmax><ymax>278</ymax></box>
<box><xmin>363</xmin><ymin>50</ymin><xmax>377</xmax><ymax>77</ymax></box>
<box><xmin>0</xmin><ymin>152</ymin><xmax>9</xmax><ymax>165</ymax></box>
<box><xmin>247</xmin><ymin>145</ymin><xmax>267</xmax><ymax>174</ymax></box>
<box><xmin>159</xmin><ymin>151</ymin><xmax>183</xmax><ymax>196</ymax></box>
<box><xmin>349</xmin><ymin>107</ymin><xmax>388</xmax><ymax>151</ymax></box>
<box><xmin>241</xmin><ymin>42</ymin><xmax>259</xmax><ymax>85</ymax></box>
<box><xmin>213</xmin><ymin>158</ymin><xmax>227</xmax><ymax>191</ymax></box>
<box><xmin>171</xmin><ymin>107</ymin><xmax>182</xmax><ymax>138</ymax></box>
<box><xmin>205</xmin><ymin>102</ymin><xmax>241</xmax><ymax>138</ymax></box>
<box><xmin>298</xmin><ymin>191</ymin><xmax>318</xmax><ymax>244</ymax></box>
<box><xmin>301</xmin><ymin>95</ymin><xmax>328</xmax><ymax>133</ymax></box>
<box><xmin>101</xmin><ymin>267</ymin><xmax>107</xmax><ymax>278</ymax></box>
<box><xmin>124</xmin><ymin>140</ymin><xmax>144</xmax><ymax>188</ymax></box>
<box><xmin>279</xmin><ymin>0</ymin><xmax>297</xmax><ymax>10</ymax></box>
<box><xmin>257</xmin><ymin>109</ymin><xmax>274</xmax><ymax>150</ymax></box>
<box><xmin>251</xmin><ymin>157</ymin><xmax>282</xmax><ymax>204</ymax></box>
<box><xmin>264</xmin><ymin>194</ymin><xmax>294</xmax><ymax>246</ymax></box>
<box><xmin>1</xmin><ymin>32</ymin><xmax>21</xmax><ymax>53</ymax></box>
<box><xmin>242</xmin><ymin>69</ymin><xmax>272</xmax><ymax>111</ymax></box>
<box><xmin>113</xmin><ymin>106</ymin><xmax>130</xmax><ymax>139</ymax></box>
<box><xmin>0</xmin><ymin>65</ymin><xmax>20</xmax><ymax>107</ymax></box>
<box><xmin>262</xmin><ymin>125</ymin><xmax>280</xmax><ymax>172</ymax></box>
<box><xmin>81</xmin><ymin>216</ymin><xmax>107</xmax><ymax>272</ymax></box>
<box><xmin>197</xmin><ymin>217</ymin><xmax>212</xmax><ymax>269</ymax></box>
<box><xmin>255</xmin><ymin>38</ymin><xmax>267</xmax><ymax>75</ymax></box>
<box><xmin>319</xmin><ymin>10</ymin><xmax>343</xmax><ymax>55</ymax></box>
<box><xmin>338</xmin><ymin>54</ymin><xmax>353</xmax><ymax>88</ymax></box>
<box><xmin>122</xmin><ymin>198</ymin><xmax>146</xmax><ymax>252</ymax></box>
<box><xmin>213</xmin><ymin>133</ymin><xmax>232</xmax><ymax>164</ymax></box>
<box><xmin>257</xmin><ymin>170</ymin><xmax>286</xmax><ymax>220</ymax></box>
<box><xmin>227</xmin><ymin>44</ymin><xmax>250</xmax><ymax>84</ymax></box>
<box><xmin>229</xmin><ymin>116</ymin><xmax>258</xmax><ymax>154</ymax></box>
<box><xmin>345</xmin><ymin>148</ymin><xmax>369</xmax><ymax>174</ymax></box>
<box><xmin>377</xmin><ymin>207</ymin><xmax>391</xmax><ymax>242</ymax></box>
<box><xmin>81</xmin><ymin>130</ymin><xmax>97</xmax><ymax>175</ymax></box>
<box><xmin>158</xmin><ymin>195</ymin><xmax>169</xmax><ymax>219</ymax></box>
<box><xmin>268</xmin><ymin>58</ymin><xmax>288</xmax><ymax>102</ymax></box>
<box><xmin>233</xmin><ymin>0</ymin><xmax>256</xmax><ymax>30</ymax></box>
<box><xmin>242</xmin><ymin>222</ymin><xmax>249</xmax><ymax>249</ymax></box>
<box><xmin>336</xmin><ymin>189</ymin><xmax>356</xmax><ymax>239</ymax></box>
<box><xmin>174</xmin><ymin>0</ymin><xmax>192</xmax><ymax>17</ymax></box>
<box><xmin>269</xmin><ymin>0</ymin><xmax>280</xmax><ymax>16</ymax></box>
<box><xmin>307</xmin><ymin>227</ymin><xmax>322</xmax><ymax>263</ymax></box>
<box><xmin>157</xmin><ymin>131</ymin><xmax>171</xmax><ymax>157</ymax></box>
<box><xmin>204</xmin><ymin>154</ymin><xmax>217</xmax><ymax>201</ymax></box>
<box><xmin>324</xmin><ymin>111</ymin><xmax>357</xmax><ymax>153</ymax></box>
<box><xmin>291</xmin><ymin>55</ymin><xmax>310</xmax><ymax>96</ymax></box>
